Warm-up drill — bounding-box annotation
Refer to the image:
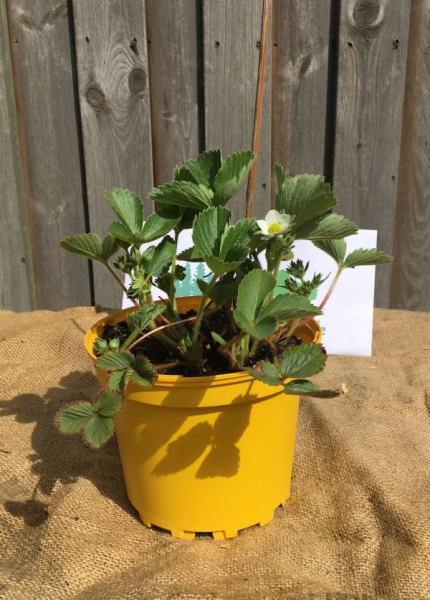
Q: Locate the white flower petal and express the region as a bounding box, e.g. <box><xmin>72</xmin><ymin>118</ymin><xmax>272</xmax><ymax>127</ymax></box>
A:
<box><xmin>265</xmin><ymin>210</ymin><xmax>282</xmax><ymax>224</ymax></box>
<box><xmin>279</xmin><ymin>213</ymin><xmax>291</xmax><ymax>226</ymax></box>
<box><xmin>257</xmin><ymin>220</ymin><xmax>269</xmax><ymax>234</ymax></box>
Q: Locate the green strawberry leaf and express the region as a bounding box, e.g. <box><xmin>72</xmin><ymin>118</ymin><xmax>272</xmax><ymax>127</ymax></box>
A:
<box><xmin>234</xmin><ymin>311</ymin><xmax>277</xmax><ymax>339</ymax></box>
<box><xmin>284</xmin><ymin>379</ymin><xmax>340</xmax><ymax>398</ymax></box>
<box><xmin>198</xmin><ymin>279</ymin><xmax>238</xmax><ymax>306</ymax></box>
<box><xmin>56</xmin><ymin>402</ymin><xmax>94</xmax><ymax>433</ymax></box>
<box><xmin>104</xmin><ymin>188</ymin><xmax>144</xmax><ymax>235</ymax></box>
<box><xmin>185</xmin><ymin>149</ymin><xmax>222</xmax><ymax>188</ymax></box>
<box><xmin>211</xmin><ymin>331</ymin><xmax>227</xmax><ymax>345</ymax></box>
<box><xmin>101</xmin><ymin>234</ymin><xmax>120</xmax><ymax>260</ymax></box>
<box><xmin>83</xmin><ymin>414</ymin><xmax>115</xmax><ymax>449</ymax></box>
<box><xmin>178</xmin><ymin>208</ymin><xmax>200</xmax><ymax>230</ymax></box>
<box><xmin>275</xmin><ymin>174</ymin><xmax>337</xmax><ymax>227</ymax></box>
<box><xmin>343</xmin><ymin>248</ymin><xmax>393</xmax><ymax>268</ymax></box>
<box><xmin>126</xmin><ymin>305</ymin><xmax>165</xmax><ymax>335</ymax></box>
<box><xmin>149</xmin><ymin>181</ymin><xmax>213</xmax><ymax>210</ymax></box>
<box><xmin>213</xmin><ymin>151</ymin><xmax>255</xmax><ymax>206</ymax></box>
<box><xmin>273</xmin><ymin>162</ymin><xmax>286</xmax><ymax>195</ymax></box>
<box><xmin>247</xmin><ymin>361</ymin><xmax>282</xmax><ymax>386</ymax></box>
<box><xmin>219</xmin><ymin>219</ymin><xmax>258</xmax><ymax>259</ymax></box>
<box><xmin>107</xmin><ymin>369</ymin><xmax>131</xmax><ymax>391</ymax></box>
<box><xmin>278</xmin><ymin>343</ymin><xmax>327</xmax><ymax>379</ymax></box>
<box><xmin>60</xmin><ymin>234</ymin><xmax>105</xmax><ymax>263</ymax></box>
<box><xmin>154</xmin><ymin>265</ymin><xmax>186</xmax><ymax>294</ymax></box>
<box><xmin>234</xmin><ymin>269</ymin><xmax>278</xmax><ymax>339</ymax></box>
<box><xmin>204</xmin><ymin>253</ymin><xmax>248</xmax><ymax>276</ymax></box>
<box><xmin>177</xmin><ymin>247</ymin><xmax>204</xmax><ymax>262</ymax></box>
<box><xmin>96</xmin><ymin>351</ymin><xmax>134</xmax><ymax>371</ymax></box>
<box><xmin>173</xmin><ymin>165</ymin><xmax>198</xmax><ymax>183</ymax></box>
<box><xmin>56</xmin><ymin>392</ymin><xmax>123</xmax><ymax>449</ymax></box>
<box><xmin>93</xmin><ymin>337</ymin><xmax>109</xmax><ymax>356</ymax></box>
<box><xmin>193</xmin><ymin>206</ymin><xmax>231</xmax><ymax>257</ymax></box>
<box><xmin>108</xmin><ymin>222</ymin><xmax>144</xmax><ymax>246</ymax></box>
<box><xmin>146</xmin><ymin>237</ymin><xmax>176</xmax><ymax>277</ymax></box>
<box><xmin>93</xmin><ymin>391</ymin><xmax>123</xmax><ymax>417</ymax></box>
<box><xmin>313</xmin><ymin>239</ymin><xmax>347</xmax><ymax>265</ymax></box>
<box><xmin>141</xmin><ymin>208</ymin><xmax>182</xmax><ymax>242</ymax></box>
<box><xmin>295</xmin><ymin>213</ymin><xmax>358</xmax><ymax>240</ymax></box>
<box><xmin>260</xmin><ymin>294</ymin><xmax>321</xmax><ymax>322</ymax></box>
<box><xmin>235</xmin><ymin>269</ymin><xmax>276</xmax><ymax>321</ymax></box>
<box><xmin>192</xmin><ymin>206</ymin><xmax>249</xmax><ymax>274</ymax></box>
<box><xmin>130</xmin><ymin>356</ymin><xmax>157</xmax><ymax>387</ymax></box>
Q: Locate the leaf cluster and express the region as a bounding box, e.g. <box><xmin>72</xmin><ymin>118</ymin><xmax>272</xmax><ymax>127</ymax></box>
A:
<box><xmin>57</xmin><ymin>149</ymin><xmax>393</xmax><ymax>448</ymax></box>
<box><xmin>282</xmin><ymin>260</ymin><xmax>329</xmax><ymax>299</ymax></box>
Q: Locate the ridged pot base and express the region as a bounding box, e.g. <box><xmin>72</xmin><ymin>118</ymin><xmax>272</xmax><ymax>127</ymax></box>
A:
<box><xmin>136</xmin><ymin>497</ymin><xmax>289</xmax><ymax>540</ymax></box>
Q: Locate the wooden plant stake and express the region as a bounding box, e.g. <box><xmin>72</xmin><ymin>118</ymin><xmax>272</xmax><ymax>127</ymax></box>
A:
<box><xmin>245</xmin><ymin>0</ymin><xmax>271</xmax><ymax>219</ymax></box>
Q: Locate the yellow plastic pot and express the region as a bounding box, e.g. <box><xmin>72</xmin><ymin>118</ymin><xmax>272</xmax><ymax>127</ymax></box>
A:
<box><xmin>85</xmin><ymin>297</ymin><xmax>321</xmax><ymax>540</ymax></box>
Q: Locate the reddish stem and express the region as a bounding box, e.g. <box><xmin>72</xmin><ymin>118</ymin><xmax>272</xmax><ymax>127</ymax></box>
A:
<box><xmin>318</xmin><ymin>267</ymin><xmax>343</xmax><ymax>312</ymax></box>
<box><xmin>154</xmin><ymin>361</ymin><xmax>187</xmax><ymax>371</ymax></box>
<box><xmin>295</xmin><ymin>267</ymin><xmax>344</xmax><ymax>330</ymax></box>
<box><xmin>245</xmin><ymin>0</ymin><xmax>271</xmax><ymax>218</ymax></box>
<box><xmin>127</xmin><ymin>315</ymin><xmax>198</xmax><ymax>352</ymax></box>
<box><xmin>270</xmin><ymin>267</ymin><xmax>344</xmax><ymax>341</ymax></box>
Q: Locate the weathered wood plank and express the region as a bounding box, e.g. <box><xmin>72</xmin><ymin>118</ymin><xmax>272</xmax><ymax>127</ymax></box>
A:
<box><xmin>271</xmin><ymin>1</ymin><xmax>331</xmax><ymax>190</ymax></box>
<box><xmin>7</xmin><ymin>0</ymin><xmax>92</xmax><ymax>310</ymax></box>
<box><xmin>73</xmin><ymin>0</ymin><xmax>153</xmax><ymax>309</ymax></box>
<box><xmin>204</xmin><ymin>0</ymin><xmax>272</xmax><ymax>221</ymax></box>
<box><xmin>389</xmin><ymin>1</ymin><xmax>430</xmax><ymax>311</ymax></box>
<box><xmin>333</xmin><ymin>0</ymin><xmax>411</xmax><ymax>307</ymax></box>
<box><xmin>146</xmin><ymin>0</ymin><xmax>199</xmax><ymax>186</ymax></box>
<box><xmin>0</xmin><ymin>0</ymin><xmax>34</xmax><ymax>311</ymax></box>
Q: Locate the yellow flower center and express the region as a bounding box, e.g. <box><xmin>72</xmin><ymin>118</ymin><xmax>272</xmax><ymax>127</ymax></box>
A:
<box><xmin>268</xmin><ymin>222</ymin><xmax>283</xmax><ymax>233</ymax></box>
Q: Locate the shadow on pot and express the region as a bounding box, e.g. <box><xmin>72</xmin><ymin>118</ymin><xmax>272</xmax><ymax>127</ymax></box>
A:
<box><xmin>150</xmin><ymin>393</ymin><xmax>255</xmax><ymax>478</ymax></box>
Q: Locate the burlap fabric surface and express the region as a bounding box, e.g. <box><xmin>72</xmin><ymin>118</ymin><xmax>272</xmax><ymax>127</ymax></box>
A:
<box><xmin>0</xmin><ymin>307</ymin><xmax>429</xmax><ymax>600</ymax></box>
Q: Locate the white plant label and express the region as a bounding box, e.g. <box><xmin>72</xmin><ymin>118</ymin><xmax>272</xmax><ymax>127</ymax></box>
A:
<box><xmin>122</xmin><ymin>229</ymin><xmax>378</xmax><ymax>357</ymax></box>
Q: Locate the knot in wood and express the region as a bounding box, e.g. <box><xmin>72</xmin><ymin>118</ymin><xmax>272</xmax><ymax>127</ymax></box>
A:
<box><xmin>86</xmin><ymin>87</ymin><xmax>106</xmax><ymax>112</ymax></box>
<box><xmin>350</xmin><ymin>0</ymin><xmax>383</xmax><ymax>40</ymax></box>
<box><xmin>128</xmin><ymin>68</ymin><xmax>146</xmax><ymax>96</ymax></box>
<box><xmin>45</xmin><ymin>4</ymin><xmax>68</xmax><ymax>27</ymax></box>
<box><xmin>299</xmin><ymin>53</ymin><xmax>312</xmax><ymax>78</ymax></box>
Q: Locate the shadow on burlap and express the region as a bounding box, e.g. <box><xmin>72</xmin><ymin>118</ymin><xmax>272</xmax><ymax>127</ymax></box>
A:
<box><xmin>0</xmin><ymin>307</ymin><xmax>429</xmax><ymax>599</ymax></box>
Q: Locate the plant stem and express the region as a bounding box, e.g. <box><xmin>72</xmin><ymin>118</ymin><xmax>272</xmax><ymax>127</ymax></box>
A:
<box><xmin>219</xmin><ymin>331</ymin><xmax>247</xmax><ymax>353</ymax></box>
<box><xmin>127</xmin><ymin>315</ymin><xmax>198</xmax><ymax>353</ymax></box>
<box><xmin>154</xmin><ymin>360</ymin><xmax>187</xmax><ymax>371</ymax></box>
<box><xmin>218</xmin><ymin>331</ymin><xmax>248</xmax><ymax>368</ymax></box>
<box><xmin>251</xmin><ymin>250</ymin><xmax>263</xmax><ymax>268</ymax></box>
<box><xmin>245</xmin><ymin>0</ymin><xmax>271</xmax><ymax>218</ymax></box>
<box><xmin>268</xmin><ymin>253</ymin><xmax>282</xmax><ymax>302</ymax></box>
<box><xmin>318</xmin><ymin>266</ymin><xmax>343</xmax><ymax>312</ymax></box>
<box><xmin>284</xmin><ymin>317</ymin><xmax>300</xmax><ymax>339</ymax></box>
<box><xmin>120</xmin><ymin>329</ymin><xmax>141</xmax><ymax>351</ymax></box>
<box><xmin>224</xmin><ymin>302</ymin><xmax>237</xmax><ymax>334</ymax></box>
<box><xmin>105</xmin><ymin>263</ymin><xmax>140</xmax><ymax>309</ymax></box>
<box><xmin>273</xmin><ymin>255</ymin><xmax>282</xmax><ymax>285</ymax></box>
<box><xmin>191</xmin><ymin>276</ymin><xmax>218</xmax><ymax>351</ymax></box>
<box><xmin>249</xmin><ymin>337</ymin><xmax>260</xmax><ymax>356</ymax></box>
<box><xmin>295</xmin><ymin>266</ymin><xmax>344</xmax><ymax>331</ymax></box>
<box><xmin>270</xmin><ymin>267</ymin><xmax>345</xmax><ymax>343</ymax></box>
<box><xmin>169</xmin><ymin>230</ymin><xmax>179</xmax><ymax>312</ymax></box>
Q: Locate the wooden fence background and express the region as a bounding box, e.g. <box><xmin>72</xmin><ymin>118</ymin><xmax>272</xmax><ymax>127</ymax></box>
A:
<box><xmin>1</xmin><ymin>0</ymin><xmax>429</xmax><ymax>313</ymax></box>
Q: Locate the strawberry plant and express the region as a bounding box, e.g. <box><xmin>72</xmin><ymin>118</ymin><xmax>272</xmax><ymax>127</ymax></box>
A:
<box><xmin>56</xmin><ymin>150</ymin><xmax>392</xmax><ymax>447</ymax></box>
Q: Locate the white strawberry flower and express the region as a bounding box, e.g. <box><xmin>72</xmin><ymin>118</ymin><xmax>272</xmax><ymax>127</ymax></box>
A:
<box><xmin>257</xmin><ymin>210</ymin><xmax>291</xmax><ymax>236</ymax></box>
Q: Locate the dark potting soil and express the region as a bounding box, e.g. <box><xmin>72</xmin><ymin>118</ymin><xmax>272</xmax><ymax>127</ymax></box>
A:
<box><xmin>101</xmin><ymin>309</ymin><xmax>302</xmax><ymax>377</ymax></box>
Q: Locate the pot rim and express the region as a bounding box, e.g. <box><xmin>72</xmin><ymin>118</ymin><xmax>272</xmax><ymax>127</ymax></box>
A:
<box><xmin>85</xmin><ymin>298</ymin><xmax>322</xmax><ymax>388</ymax></box>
